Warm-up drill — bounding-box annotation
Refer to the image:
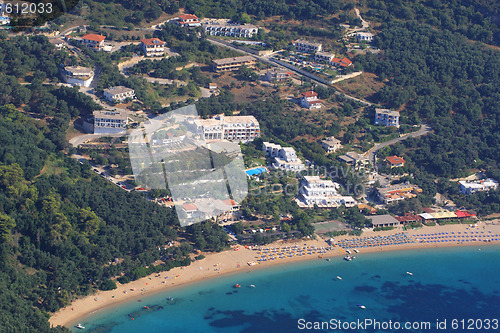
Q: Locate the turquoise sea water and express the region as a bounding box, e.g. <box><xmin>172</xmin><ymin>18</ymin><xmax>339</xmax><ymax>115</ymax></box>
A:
<box><xmin>74</xmin><ymin>245</ymin><xmax>500</xmax><ymax>333</ymax></box>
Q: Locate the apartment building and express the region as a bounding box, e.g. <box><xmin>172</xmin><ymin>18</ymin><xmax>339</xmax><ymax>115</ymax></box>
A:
<box><xmin>194</xmin><ymin>115</ymin><xmax>260</xmax><ymax>142</ymax></box>
<box><xmin>376</xmin><ymin>183</ymin><xmax>423</xmax><ymax>204</ymax></box>
<box><xmin>294</xmin><ymin>39</ymin><xmax>322</xmax><ymax>53</ymax></box>
<box><xmin>320</xmin><ymin>137</ymin><xmax>342</xmax><ymax>153</ymax></box>
<box><xmin>81</xmin><ymin>34</ymin><xmax>106</xmax><ymax>51</ymax></box>
<box><xmin>300</xmin><ymin>91</ymin><xmax>322</xmax><ymax>109</ymax></box>
<box><xmin>62</xmin><ymin>66</ymin><xmax>94</xmax><ymax>87</ymax></box>
<box><xmin>458</xmin><ymin>178</ymin><xmax>498</xmax><ymax>195</ymax></box>
<box><xmin>140</xmin><ymin>38</ymin><xmax>165</xmax><ymax>57</ymax></box>
<box><xmin>265</xmin><ymin>68</ymin><xmax>292</xmax><ymax>82</ymax></box>
<box><xmin>93</xmin><ymin>110</ymin><xmax>128</xmax><ymax>134</ymax></box>
<box><xmin>315</xmin><ymin>51</ymin><xmax>335</xmax><ymax>63</ymax></box>
<box><xmin>103</xmin><ymin>86</ymin><xmax>135</xmax><ymax>103</ymax></box>
<box><xmin>174</xmin><ymin>14</ymin><xmax>201</xmax><ymax>27</ymax></box>
<box><xmin>374</xmin><ymin>108</ymin><xmax>400</xmax><ymax>127</ymax></box>
<box><xmin>262</xmin><ymin>142</ymin><xmax>282</xmax><ymax>157</ymax></box>
<box><xmin>203</xmin><ymin>19</ymin><xmax>258</xmax><ymax>38</ymax></box>
<box><xmin>212</xmin><ymin>56</ymin><xmax>256</xmax><ymax>71</ymax></box>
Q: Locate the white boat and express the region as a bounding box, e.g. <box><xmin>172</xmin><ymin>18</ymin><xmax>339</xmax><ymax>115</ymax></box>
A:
<box><xmin>346</xmin><ymin>250</ymin><xmax>351</xmax><ymax>254</ymax></box>
<box><xmin>336</xmin><ymin>276</ymin><xmax>342</xmax><ymax>280</ymax></box>
<box><xmin>249</xmin><ymin>284</ymin><xmax>256</xmax><ymax>288</ymax></box>
<box><xmin>75</xmin><ymin>323</ymin><xmax>85</xmax><ymax>329</ymax></box>
<box><xmin>344</xmin><ymin>255</ymin><xmax>353</xmax><ymax>261</ymax></box>
<box><xmin>406</xmin><ymin>272</ymin><xmax>413</xmax><ymax>276</ymax></box>
<box><xmin>357</xmin><ymin>304</ymin><xmax>366</xmax><ymax>309</ymax></box>
<box><xmin>353</xmin><ymin>249</ymin><xmax>359</xmax><ymax>253</ymax></box>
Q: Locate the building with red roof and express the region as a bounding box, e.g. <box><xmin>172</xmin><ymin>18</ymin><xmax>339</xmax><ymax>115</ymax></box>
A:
<box><xmin>386</xmin><ymin>155</ymin><xmax>406</xmax><ymax>168</ymax></box>
<box><xmin>140</xmin><ymin>38</ymin><xmax>165</xmax><ymax>57</ymax></box>
<box><xmin>299</xmin><ymin>91</ymin><xmax>322</xmax><ymax>109</ymax></box>
<box><xmin>331</xmin><ymin>57</ymin><xmax>353</xmax><ymax>68</ymax></box>
<box><xmin>174</xmin><ymin>14</ymin><xmax>201</xmax><ymax>27</ymax></box>
<box><xmin>81</xmin><ymin>34</ymin><xmax>106</xmax><ymax>50</ymax></box>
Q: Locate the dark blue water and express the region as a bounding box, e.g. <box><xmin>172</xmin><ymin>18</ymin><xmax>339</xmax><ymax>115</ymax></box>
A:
<box><xmin>74</xmin><ymin>245</ymin><xmax>500</xmax><ymax>332</ymax></box>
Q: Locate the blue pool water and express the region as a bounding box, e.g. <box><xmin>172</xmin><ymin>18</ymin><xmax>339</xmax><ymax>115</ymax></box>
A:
<box><xmin>74</xmin><ymin>245</ymin><xmax>500</xmax><ymax>332</ymax></box>
<box><xmin>245</xmin><ymin>167</ymin><xmax>267</xmax><ymax>176</ymax></box>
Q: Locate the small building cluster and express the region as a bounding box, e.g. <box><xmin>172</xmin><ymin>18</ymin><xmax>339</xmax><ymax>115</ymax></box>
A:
<box><xmin>262</xmin><ymin>142</ymin><xmax>305</xmax><ymax>172</ymax></box>
<box><xmin>62</xmin><ymin>66</ymin><xmax>94</xmax><ymax>87</ymax></box>
<box><xmin>212</xmin><ymin>56</ymin><xmax>256</xmax><ymax>72</ymax></box>
<box><xmin>374</xmin><ymin>108</ymin><xmax>400</xmax><ymax>127</ymax></box>
<box><xmin>376</xmin><ymin>183</ymin><xmax>423</xmax><ymax>204</ymax></box>
<box><xmin>140</xmin><ymin>38</ymin><xmax>165</xmax><ymax>57</ymax></box>
<box><xmin>103</xmin><ymin>86</ymin><xmax>135</xmax><ymax>103</ymax></box>
<box><xmin>299</xmin><ymin>91</ymin><xmax>322</xmax><ymax>109</ymax></box>
<box><xmin>293</xmin><ymin>39</ymin><xmax>353</xmax><ymax>68</ymax></box>
<box><xmin>458</xmin><ymin>178</ymin><xmax>498</xmax><ymax>195</ymax></box>
<box><xmin>298</xmin><ymin>176</ymin><xmax>356</xmax><ymax>208</ymax></box>
<box><xmin>193</xmin><ymin>115</ymin><xmax>260</xmax><ymax>142</ymax></box>
<box><xmin>202</xmin><ymin>19</ymin><xmax>258</xmax><ymax>38</ymax></box>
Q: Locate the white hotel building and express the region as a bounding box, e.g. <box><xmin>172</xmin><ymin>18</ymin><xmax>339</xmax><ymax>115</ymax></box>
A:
<box><xmin>202</xmin><ymin>19</ymin><xmax>258</xmax><ymax>38</ymax></box>
<box><xmin>194</xmin><ymin>115</ymin><xmax>260</xmax><ymax>142</ymax></box>
<box><xmin>262</xmin><ymin>142</ymin><xmax>306</xmax><ymax>172</ymax></box>
<box><xmin>298</xmin><ymin>176</ymin><xmax>356</xmax><ymax>207</ymax></box>
<box><xmin>294</xmin><ymin>39</ymin><xmax>322</xmax><ymax>53</ymax></box>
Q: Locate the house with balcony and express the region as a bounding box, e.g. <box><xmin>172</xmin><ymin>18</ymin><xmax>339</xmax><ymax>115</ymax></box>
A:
<box><xmin>81</xmin><ymin>34</ymin><xmax>106</xmax><ymax>51</ymax></box>
<box><xmin>265</xmin><ymin>68</ymin><xmax>292</xmax><ymax>82</ymax></box>
<box><xmin>140</xmin><ymin>38</ymin><xmax>165</xmax><ymax>57</ymax></box>
<box><xmin>331</xmin><ymin>57</ymin><xmax>353</xmax><ymax>68</ymax></box>
<box><xmin>299</xmin><ymin>91</ymin><xmax>322</xmax><ymax>109</ymax></box>
<box><xmin>374</xmin><ymin>108</ymin><xmax>400</xmax><ymax>127</ymax></box>
<box><xmin>174</xmin><ymin>14</ymin><xmax>201</xmax><ymax>27</ymax></box>
<box><xmin>320</xmin><ymin>137</ymin><xmax>342</xmax><ymax>153</ymax></box>
<box><xmin>262</xmin><ymin>142</ymin><xmax>305</xmax><ymax>171</ymax></box>
<box><xmin>212</xmin><ymin>56</ymin><xmax>256</xmax><ymax>72</ymax></box>
<box><xmin>356</xmin><ymin>32</ymin><xmax>375</xmax><ymax>42</ymax></box>
<box><xmin>203</xmin><ymin>19</ymin><xmax>258</xmax><ymax>38</ymax></box>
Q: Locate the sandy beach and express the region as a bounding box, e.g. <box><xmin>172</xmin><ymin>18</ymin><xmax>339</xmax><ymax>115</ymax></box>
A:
<box><xmin>49</xmin><ymin>220</ymin><xmax>500</xmax><ymax>328</ymax></box>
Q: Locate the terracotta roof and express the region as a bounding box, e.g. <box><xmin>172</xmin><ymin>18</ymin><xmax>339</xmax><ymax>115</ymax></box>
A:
<box><xmin>182</xmin><ymin>203</ymin><xmax>197</xmax><ymax>211</ymax></box>
<box><xmin>341</xmin><ymin>57</ymin><xmax>352</xmax><ymax>65</ymax></box>
<box><xmin>141</xmin><ymin>38</ymin><xmax>165</xmax><ymax>46</ymax></box>
<box><xmin>386</xmin><ymin>155</ymin><xmax>405</xmax><ymax>165</ymax></box>
<box><xmin>422</xmin><ymin>207</ymin><xmax>435</xmax><ymax>213</ymax></box>
<box><xmin>222</xmin><ymin>199</ymin><xmax>238</xmax><ymax>206</ymax></box>
<box><xmin>301</xmin><ymin>91</ymin><xmax>318</xmax><ymax>98</ymax></box>
<box><xmin>179</xmin><ymin>14</ymin><xmax>199</xmax><ymax>20</ymax></box>
<box><xmin>82</xmin><ymin>34</ymin><xmax>106</xmax><ymax>42</ymax></box>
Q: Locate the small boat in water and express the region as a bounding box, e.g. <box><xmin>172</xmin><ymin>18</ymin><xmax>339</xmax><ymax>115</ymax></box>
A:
<box><xmin>144</xmin><ymin>306</ymin><xmax>150</xmax><ymax>309</ymax></box>
<box><xmin>406</xmin><ymin>272</ymin><xmax>413</xmax><ymax>276</ymax></box>
<box><xmin>75</xmin><ymin>323</ymin><xmax>85</xmax><ymax>329</ymax></box>
<box><xmin>344</xmin><ymin>255</ymin><xmax>355</xmax><ymax>261</ymax></box>
<box><xmin>326</xmin><ymin>258</ymin><xmax>331</xmax><ymax>261</ymax></box>
<box><xmin>249</xmin><ymin>284</ymin><xmax>256</xmax><ymax>288</ymax></box>
<box><xmin>167</xmin><ymin>297</ymin><xmax>174</xmax><ymax>301</ymax></box>
<box><xmin>234</xmin><ymin>283</ymin><xmax>241</xmax><ymax>288</ymax></box>
<box><xmin>336</xmin><ymin>276</ymin><xmax>342</xmax><ymax>280</ymax></box>
<box><xmin>357</xmin><ymin>304</ymin><xmax>366</xmax><ymax>309</ymax></box>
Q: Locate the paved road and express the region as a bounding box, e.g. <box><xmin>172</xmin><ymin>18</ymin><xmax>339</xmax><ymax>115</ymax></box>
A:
<box><xmin>366</xmin><ymin>123</ymin><xmax>432</xmax><ymax>170</ymax></box>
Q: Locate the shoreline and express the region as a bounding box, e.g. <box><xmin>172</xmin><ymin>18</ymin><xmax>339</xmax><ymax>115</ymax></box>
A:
<box><xmin>49</xmin><ymin>221</ymin><xmax>500</xmax><ymax>328</ymax></box>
